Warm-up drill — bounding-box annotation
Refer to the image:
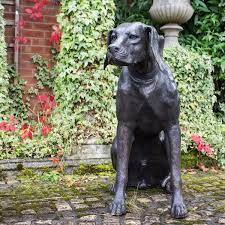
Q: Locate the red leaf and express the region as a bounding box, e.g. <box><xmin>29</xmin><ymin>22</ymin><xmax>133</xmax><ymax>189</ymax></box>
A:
<box><xmin>50</xmin><ymin>157</ymin><xmax>60</xmax><ymax>164</ymax></box>
<box><xmin>20</xmin><ymin>124</ymin><xmax>33</xmax><ymax>140</ymax></box>
<box><xmin>33</xmin><ymin>3</ymin><xmax>43</xmax><ymax>11</ymax></box>
<box><xmin>9</xmin><ymin>115</ymin><xmax>14</xmax><ymax>122</ymax></box>
<box><xmin>49</xmin><ymin>95</ymin><xmax>55</xmax><ymax>102</ymax></box>
<box><xmin>42</xmin><ymin>0</ymin><xmax>49</xmax><ymax>5</ymax></box>
<box><xmin>7</xmin><ymin>124</ymin><xmax>16</xmax><ymax>132</ymax></box>
<box><xmin>0</xmin><ymin>121</ymin><xmax>16</xmax><ymax>132</ymax></box>
<box><xmin>21</xmin><ymin>132</ymin><xmax>28</xmax><ymax>140</ymax></box>
<box><xmin>191</xmin><ymin>134</ymin><xmax>202</xmax><ymax>145</ymax></box>
<box><xmin>197</xmin><ymin>163</ymin><xmax>208</xmax><ymax>172</ymax></box>
<box><xmin>28</xmin><ymin>130</ymin><xmax>33</xmax><ymax>139</ymax></box>
<box><xmin>52</xmin><ymin>25</ymin><xmax>59</xmax><ymax>32</ymax></box>
<box><xmin>41</xmin><ymin>125</ymin><xmax>51</xmax><ymax>137</ymax></box>
<box><xmin>40</xmin><ymin>116</ymin><xmax>46</xmax><ymax>124</ymax></box>
<box><xmin>38</xmin><ymin>94</ymin><xmax>49</xmax><ymax>102</ymax></box>
<box><xmin>22</xmin><ymin>37</ymin><xmax>28</xmax><ymax>44</ymax></box>
<box><xmin>18</xmin><ymin>20</ymin><xmax>26</xmax><ymax>29</ymax></box>
<box><xmin>25</xmin><ymin>8</ymin><xmax>33</xmax><ymax>14</ymax></box>
<box><xmin>0</xmin><ymin>121</ymin><xmax>8</xmax><ymax>130</ymax></box>
<box><xmin>50</xmin><ymin>26</ymin><xmax>61</xmax><ymax>44</ymax></box>
<box><xmin>21</xmin><ymin>124</ymin><xmax>28</xmax><ymax>130</ymax></box>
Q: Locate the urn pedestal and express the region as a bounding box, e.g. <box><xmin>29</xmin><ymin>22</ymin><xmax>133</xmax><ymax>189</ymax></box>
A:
<box><xmin>149</xmin><ymin>0</ymin><xmax>194</xmax><ymax>48</ymax></box>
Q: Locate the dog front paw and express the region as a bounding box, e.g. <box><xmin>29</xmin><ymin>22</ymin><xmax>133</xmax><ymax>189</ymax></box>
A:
<box><xmin>109</xmin><ymin>199</ymin><xmax>126</xmax><ymax>216</ymax></box>
<box><xmin>171</xmin><ymin>201</ymin><xmax>187</xmax><ymax>219</ymax></box>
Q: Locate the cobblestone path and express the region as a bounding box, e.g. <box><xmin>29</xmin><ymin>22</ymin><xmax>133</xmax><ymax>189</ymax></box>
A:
<box><xmin>0</xmin><ymin>170</ymin><xmax>225</xmax><ymax>224</ymax></box>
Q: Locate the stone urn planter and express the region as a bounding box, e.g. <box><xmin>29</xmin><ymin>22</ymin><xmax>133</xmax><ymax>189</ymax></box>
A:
<box><xmin>149</xmin><ymin>0</ymin><xmax>194</xmax><ymax>47</ymax></box>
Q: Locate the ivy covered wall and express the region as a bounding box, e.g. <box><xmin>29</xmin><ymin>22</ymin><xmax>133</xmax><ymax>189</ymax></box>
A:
<box><xmin>54</xmin><ymin>0</ymin><xmax>117</xmax><ymax>144</ymax></box>
<box><xmin>0</xmin><ymin>3</ymin><xmax>10</xmax><ymax>117</ymax></box>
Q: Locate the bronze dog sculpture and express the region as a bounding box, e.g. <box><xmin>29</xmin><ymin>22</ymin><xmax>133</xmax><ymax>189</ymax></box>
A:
<box><xmin>104</xmin><ymin>22</ymin><xmax>187</xmax><ymax>219</ymax></box>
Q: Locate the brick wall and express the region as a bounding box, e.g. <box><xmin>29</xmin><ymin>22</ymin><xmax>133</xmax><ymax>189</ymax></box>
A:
<box><xmin>3</xmin><ymin>1</ymin><xmax>15</xmax><ymax>64</ymax></box>
<box><xmin>19</xmin><ymin>0</ymin><xmax>59</xmax><ymax>92</ymax></box>
<box><xmin>3</xmin><ymin>0</ymin><xmax>59</xmax><ymax>106</ymax></box>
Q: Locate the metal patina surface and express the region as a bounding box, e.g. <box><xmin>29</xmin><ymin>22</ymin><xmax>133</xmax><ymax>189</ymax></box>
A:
<box><xmin>105</xmin><ymin>22</ymin><xmax>187</xmax><ymax>218</ymax></box>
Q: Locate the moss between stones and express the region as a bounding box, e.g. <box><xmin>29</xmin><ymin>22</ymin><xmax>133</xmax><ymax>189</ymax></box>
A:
<box><xmin>181</xmin><ymin>151</ymin><xmax>217</xmax><ymax>169</ymax></box>
<box><xmin>1</xmin><ymin>167</ymin><xmax>225</xmax><ymax>223</ymax></box>
<box><xmin>73</xmin><ymin>163</ymin><xmax>115</xmax><ymax>176</ymax></box>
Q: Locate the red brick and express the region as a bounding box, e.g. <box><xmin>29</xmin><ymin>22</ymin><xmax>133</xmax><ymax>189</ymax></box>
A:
<box><xmin>32</xmin><ymin>23</ymin><xmax>53</xmax><ymax>30</ymax></box>
<box><xmin>21</xmin><ymin>38</ymin><xmax>32</xmax><ymax>45</ymax></box>
<box><xmin>3</xmin><ymin>0</ymin><xmax>59</xmax><ymax>103</ymax></box>
<box><xmin>7</xmin><ymin>47</ymin><xmax>14</xmax><ymax>64</ymax></box>
<box><xmin>44</xmin><ymin>16</ymin><xmax>57</xmax><ymax>24</ymax></box>
<box><xmin>5</xmin><ymin>27</ymin><xmax>14</xmax><ymax>37</ymax></box>
<box><xmin>22</xmin><ymin>46</ymin><xmax>51</xmax><ymax>54</ymax></box>
<box><xmin>5</xmin><ymin>36</ymin><xmax>14</xmax><ymax>44</ymax></box>
<box><xmin>19</xmin><ymin>61</ymin><xmax>36</xmax><ymax>70</ymax></box>
<box><xmin>7</xmin><ymin>55</ymin><xmax>14</xmax><ymax>64</ymax></box>
<box><xmin>7</xmin><ymin>47</ymin><xmax>14</xmax><ymax>53</ymax></box>
<box><xmin>22</xmin><ymin>30</ymin><xmax>45</xmax><ymax>38</ymax></box>
<box><xmin>20</xmin><ymin>53</ymin><xmax>33</xmax><ymax>62</ymax></box>
<box><xmin>20</xmin><ymin>14</ymin><xmax>42</xmax><ymax>23</ymax></box>
<box><xmin>44</xmin><ymin>31</ymin><xmax>52</xmax><ymax>39</ymax></box>
<box><xmin>4</xmin><ymin>5</ymin><xmax>15</xmax><ymax>13</ymax></box>
<box><xmin>4</xmin><ymin>12</ymin><xmax>15</xmax><ymax>20</ymax></box>
<box><xmin>22</xmin><ymin>22</ymin><xmax>33</xmax><ymax>29</ymax></box>
<box><xmin>20</xmin><ymin>0</ymin><xmax>35</xmax><ymax>7</ymax></box>
<box><xmin>19</xmin><ymin>68</ymin><xmax>34</xmax><ymax>77</ymax></box>
<box><xmin>42</xmin><ymin>8</ymin><xmax>59</xmax><ymax>16</ymax></box>
<box><xmin>32</xmin><ymin>38</ymin><xmax>49</xmax><ymax>46</ymax></box>
<box><xmin>23</xmin><ymin>77</ymin><xmax>37</xmax><ymax>85</ymax></box>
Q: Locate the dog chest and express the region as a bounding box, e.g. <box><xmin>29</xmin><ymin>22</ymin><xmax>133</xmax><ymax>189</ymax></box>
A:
<box><xmin>135</xmin><ymin>103</ymin><xmax>165</xmax><ymax>134</ymax></box>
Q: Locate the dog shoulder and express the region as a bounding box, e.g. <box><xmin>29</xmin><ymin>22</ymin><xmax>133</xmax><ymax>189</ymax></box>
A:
<box><xmin>158</xmin><ymin>69</ymin><xmax>180</xmax><ymax>108</ymax></box>
<box><xmin>118</xmin><ymin>67</ymin><xmax>132</xmax><ymax>92</ymax></box>
<box><xmin>162</xmin><ymin>68</ymin><xmax>178</xmax><ymax>96</ymax></box>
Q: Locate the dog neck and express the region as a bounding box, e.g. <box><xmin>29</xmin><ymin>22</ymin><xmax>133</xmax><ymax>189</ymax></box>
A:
<box><xmin>127</xmin><ymin>60</ymin><xmax>158</xmax><ymax>82</ymax></box>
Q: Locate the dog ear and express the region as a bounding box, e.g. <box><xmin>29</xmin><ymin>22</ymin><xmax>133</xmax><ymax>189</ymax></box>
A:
<box><xmin>158</xmin><ymin>35</ymin><xmax>165</xmax><ymax>57</ymax></box>
<box><xmin>104</xmin><ymin>30</ymin><xmax>113</xmax><ymax>70</ymax></box>
<box><xmin>145</xmin><ymin>26</ymin><xmax>165</xmax><ymax>71</ymax></box>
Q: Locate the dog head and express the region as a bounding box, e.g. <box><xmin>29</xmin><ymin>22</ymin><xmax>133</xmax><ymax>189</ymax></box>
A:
<box><xmin>104</xmin><ymin>22</ymin><xmax>165</xmax><ymax>71</ymax></box>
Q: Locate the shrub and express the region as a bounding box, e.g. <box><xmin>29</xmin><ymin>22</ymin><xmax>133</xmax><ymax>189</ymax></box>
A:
<box><xmin>180</xmin><ymin>0</ymin><xmax>225</xmax><ymax>119</ymax></box>
<box><xmin>114</xmin><ymin>0</ymin><xmax>152</xmax><ymax>26</ymax></box>
<box><xmin>164</xmin><ymin>47</ymin><xmax>225</xmax><ymax>168</ymax></box>
<box><xmin>0</xmin><ymin>0</ymin><xmax>117</xmax><ymax>159</ymax></box>
<box><xmin>54</xmin><ymin>0</ymin><xmax>117</xmax><ymax>144</ymax></box>
<box><xmin>182</xmin><ymin>0</ymin><xmax>225</xmax><ymax>81</ymax></box>
<box><xmin>0</xmin><ymin>4</ymin><xmax>11</xmax><ymax>117</ymax></box>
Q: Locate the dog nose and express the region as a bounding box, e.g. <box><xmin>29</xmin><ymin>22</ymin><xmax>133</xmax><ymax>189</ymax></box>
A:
<box><xmin>108</xmin><ymin>45</ymin><xmax>120</xmax><ymax>53</ymax></box>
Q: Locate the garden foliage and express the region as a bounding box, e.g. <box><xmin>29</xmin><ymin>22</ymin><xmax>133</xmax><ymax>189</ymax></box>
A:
<box><xmin>54</xmin><ymin>0</ymin><xmax>117</xmax><ymax>144</ymax></box>
<box><xmin>0</xmin><ymin>0</ymin><xmax>117</xmax><ymax>159</ymax></box>
<box><xmin>115</xmin><ymin>0</ymin><xmax>152</xmax><ymax>25</ymax></box>
<box><xmin>0</xmin><ymin>4</ymin><xmax>11</xmax><ymax>117</ymax></box>
<box><xmin>181</xmin><ymin>0</ymin><xmax>225</xmax><ymax>119</ymax></box>
<box><xmin>164</xmin><ymin>47</ymin><xmax>225</xmax><ymax>167</ymax></box>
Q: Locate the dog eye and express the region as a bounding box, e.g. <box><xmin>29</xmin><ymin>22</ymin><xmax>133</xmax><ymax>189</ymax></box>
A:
<box><xmin>129</xmin><ymin>34</ymin><xmax>138</xmax><ymax>40</ymax></box>
<box><xmin>111</xmin><ymin>34</ymin><xmax>117</xmax><ymax>41</ymax></box>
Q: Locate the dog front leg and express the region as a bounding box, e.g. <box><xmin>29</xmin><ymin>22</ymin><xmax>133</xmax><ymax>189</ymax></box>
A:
<box><xmin>165</xmin><ymin>123</ymin><xmax>187</xmax><ymax>219</ymax></box>
<box><xmin>110</xmin><ymin>122</ymin><xmax>134</xmax><ymax>216</ymax></box>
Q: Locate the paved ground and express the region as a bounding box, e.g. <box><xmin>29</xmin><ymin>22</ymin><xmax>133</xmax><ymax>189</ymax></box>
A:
<box><xmin>0</xmin><ymin>169</ymin><xmax>225</xmax><ymax>224</ymax></box>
